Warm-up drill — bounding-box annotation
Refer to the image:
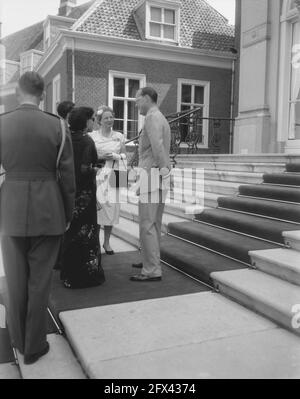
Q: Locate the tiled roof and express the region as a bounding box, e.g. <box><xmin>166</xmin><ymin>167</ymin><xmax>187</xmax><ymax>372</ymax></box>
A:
<box><xmin>68</xmin><ymin>0</ymin><xmax>95</xmax><ymax>19</ymax></box>
<box><xmin>1</xmin><ymin>22</ymin><xmax>44</xmax><ymax>62</ymax></box>
<box><xmin>0</xmin><ymin>1</ymin><xmax>96</xmax><ymax>62</ymax></box>
<box><xmin>76</xmin><ymin>0</ymin><xmax>235</xmax><ymax>52</ymax></box>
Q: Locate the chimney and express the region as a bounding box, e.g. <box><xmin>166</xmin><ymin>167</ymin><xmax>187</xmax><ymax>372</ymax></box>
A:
<box><xmin>58</xmin><ymin>0</ymin><xmax>77</xmax><ymax>17</ymax></box>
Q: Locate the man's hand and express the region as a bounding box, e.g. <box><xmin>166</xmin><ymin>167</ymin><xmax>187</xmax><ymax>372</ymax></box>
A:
<box><xmin>66</xmin><ymin>222</ymin><xmax>71</xmax><ymax>231</ymax></box>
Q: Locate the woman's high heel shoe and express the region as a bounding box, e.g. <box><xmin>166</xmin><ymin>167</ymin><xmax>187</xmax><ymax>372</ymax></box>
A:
<box><xmin>103</xmin><ymin>245</ymin><xmax>114</xmax><ymax>255</ymax></box>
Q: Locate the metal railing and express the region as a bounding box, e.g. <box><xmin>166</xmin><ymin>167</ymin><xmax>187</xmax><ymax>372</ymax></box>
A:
<box><xmin>126</xmin><ymin>107</ymin><xmax>234</xmax><ymax>168</ymax></box>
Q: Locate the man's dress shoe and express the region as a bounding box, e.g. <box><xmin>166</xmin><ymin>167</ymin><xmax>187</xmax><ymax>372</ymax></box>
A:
<box><xmin>24</xmin><ymin>342</ymin><xmax>50</xmax><ymax>365</ymax></box>
<box><xmin>130</xmin><ymin>274</ymin><xmax>162</xmax><ymax>282</ymax></box>
<box><xmin>132</xmin><ymin>262</ymin><xmax>143</xmax><ymax>269</ymax></box>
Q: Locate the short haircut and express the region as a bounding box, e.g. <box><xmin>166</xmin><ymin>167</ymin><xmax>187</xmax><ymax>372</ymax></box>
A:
<box><xmin>68</xmin><ymin>106</ymin><xmax>94</xmax><ymax>132</ymax></box>
<box><xmin>57</xmin><ymin>101</ymin><xmax>75</xmax><ymax>119</ymax></box>
<box><xmin>18</xmin><ymin>71</ymin><xmax>44</xmax><ymax>97</ymax></box>
<box><xmin>139</xmin><ymin>87</ymin><xmax>158</xmax><ymax>103</ymax></box>
<box><xmin>96</xmin><ymin>105</ymin><xmax>115</xmax><ymax>122</ymax></box>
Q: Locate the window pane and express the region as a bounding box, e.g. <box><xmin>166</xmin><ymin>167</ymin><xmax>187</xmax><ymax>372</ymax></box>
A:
<box><xmin>114</xmin><ymin>119</ymin><xmax>124</xmax><ymax>133</ymax></box>
<box><xmin>128</xmin><ymin>101</ymin><xmax>138</xmax><ymax>120</ymax></box>
<box><xmin>195</xmin><ymin>86</ymin><xmax>204</xmax><ymax>104</ymax></box>
<box><xmin>163</xmin><ymin>25</ymin><xmax>175</xmax><ymax>40</ymax></box>
<box><xmin>129</xmin><ymin>79</ymin><xmax>140</xmax><ymax>98</ymax></box>
<box><xmin>113</xmin><ymin>99</ymin><xmax>124</xmax><ymax>119</ymax></box>
<box><xmin>151</xmin><ymin>7</ymin><xmax>162</xmax><ymax>22</ymax></box>
<box><xmin>164</xmin><ymin>9</ymin><xmax>175</xmax><ymax>24</ymax></box>
<box><xmin>114</xmin><ymin>78</ymin><xmax>125</xmax><ymax>97</ymax></box>
<box><xmin>150</xmin><ymin>23</ymin><xmax>161</xmax><ymax>37</ymax></box>
<box><xmin>181</xmin><ymin>85</ymin><xmax>191</xmax><ymax>103</ymax></box>
<box><xmin>127</xmin><ymin>121</ymin><xmax>138</xmax><ymax>140</ymax></box>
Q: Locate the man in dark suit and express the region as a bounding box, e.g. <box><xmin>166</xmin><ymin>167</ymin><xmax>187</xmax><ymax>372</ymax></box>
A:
<box><xmin>0</xmin><ymin>72</ymin><xmax>75</xmax><ymax>364</ymax></box>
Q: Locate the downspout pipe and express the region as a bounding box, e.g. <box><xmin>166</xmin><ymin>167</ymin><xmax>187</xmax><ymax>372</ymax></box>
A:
<box><xmin>72</xmin><ymin>38</ymin><xmax>75</xmax><ymax>103</ymax></box>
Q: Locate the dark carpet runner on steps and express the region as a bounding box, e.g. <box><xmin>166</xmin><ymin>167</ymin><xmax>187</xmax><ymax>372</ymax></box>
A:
<box><xmin>167</xmin><ymin>222</ymin><xmax>279</xmax><ymax>265</ymax></box>
<box><xmin>218</xmin><ymin>196</ymin><xmax>300</xmax><ymax>222</ymax></box>
<box><xmin>160</xmin><ymin>161</ymin><xmax>300</xmax><ymax>283</ymax></box>
<box><xmin>195</xmin><ymin>208</ymin><xmax>299</xmax><ymax>244</ymax></box>
<box><xmin>286</xmin><ymin>163</ymin><xmax>300</xmax><ymax>172</ymax></box>
<box><xmin>49</xmin><ymin>251</ymin><xmax>209</xmax><ymax>323</ymax></box>
<box><xmin>263</xmin><ymin>173</ymin><xmax>300</xmax><ymax>186</ymax></box>
<box><xmin>239</xmin><ymin>184</ymin><xmax>300</xmax><ymax>203</ymax></box>
<box><xmin>160</xmin><ymin>236</ymin><xmax>246</xmax><ymax>286</ymax></box>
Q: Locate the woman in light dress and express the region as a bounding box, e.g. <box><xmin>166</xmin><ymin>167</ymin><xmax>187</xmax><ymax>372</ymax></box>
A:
<box><xmin>89</xmin><ymin>106</ymin><xmax>127</xmax><ymax>255</ymax></box>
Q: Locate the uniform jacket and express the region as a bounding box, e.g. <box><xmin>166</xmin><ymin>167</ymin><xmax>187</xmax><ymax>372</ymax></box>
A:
<box><xmin>0</xmin><ymin>104</ymin><xmax>76</xmax><ymax>236</ymax></box>
<box><xmin>138</xmin><ymin>106</ymin><xmax>171</xmax><ymax>194</ymax></box>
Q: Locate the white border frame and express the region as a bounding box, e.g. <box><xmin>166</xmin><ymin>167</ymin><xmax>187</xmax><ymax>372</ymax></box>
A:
<box><xmin>177</xmin><ymin>78</ymin><xmax>210</xmax><ymax>148</ymax></box>
<box><xmin>108</xmin><ymin>70</ymin><xmax>146</xmax><ymax>140</ymax></box>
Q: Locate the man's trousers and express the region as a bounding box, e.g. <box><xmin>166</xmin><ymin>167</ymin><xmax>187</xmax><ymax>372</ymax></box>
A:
<box><xmin>0</xmin><ymin>235</ymin><xmax>62</xmax><ymax>356</ymax></box>
<box><xmin>139</xmin><ymin>190</ymin><xmax>167</xmax><ymax>278</ymax></box>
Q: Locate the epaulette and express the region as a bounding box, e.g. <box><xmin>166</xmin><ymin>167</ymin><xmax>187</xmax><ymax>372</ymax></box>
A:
<box><xmin>43</xmin><ymin>111</ymin><xmax>60</xmax><ymax>119</ymax></box>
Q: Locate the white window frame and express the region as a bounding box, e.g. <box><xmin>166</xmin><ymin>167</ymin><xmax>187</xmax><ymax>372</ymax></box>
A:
<box><xmin>108</xmin><ymin>70</ymin><xmax>146</xmax><ymax>141</ymax></box>
<box><xmin>44</xmin><ymin>21</ymin><xmax>51</xmax><ymax>50</ymax></box>
<box><xmin>278</xmin><ymin>0</ymin><xmax>299</xmax><ymax>142</ymax></box>
<box><xmin>177</xmin><ymin>79</ymin><xmax>210</xmax><ymax>148</ymax></box>
<box><xmin>145</xmin><ymin>1</ymin><xmax>180</xmax><ymax>43</ymax></box>
<box><xmin>52</xmin><ymin>74</ymin><xmax>61</xmax><ymax>114</ymax></box>
<box><xmin>20</xmin><ymin>52</ymin><xmax>34</xmax><ymax>75</ymax></box>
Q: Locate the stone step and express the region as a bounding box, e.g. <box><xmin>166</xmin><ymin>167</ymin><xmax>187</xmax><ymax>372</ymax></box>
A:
<box><xmin>176</xmin><ymin>154</ymin><xmax>300</xmax><ymax>164</ymax></box>
<box><xmin>16</xmin><ymin>334</ymin><xmax>86</xmax><ymax>379</ymax></box>
<box><xmin>164</xmin><ymin>201</ymin><xmax>206</xmax><ymax>219</ymax></box>
<box><xmin>211</xmin><ymin>268</ymin><xmax>300</xmax><ymax>336</ymax></box>
<box><xmin>112</xmin><ymin>217</ymin><xmax>140</xmax><ymax>247</ymax></box>
<box><xmin>0</xmin><ymin>364</ymin><xmax>21</xmax><ymax>379</ymax></box>
<box><xmin>120</xmin><ymin>202</ymin><xmax>187</xmax><ymax>233</ymax></box>
<box><xmin>172</xmin><ymin>180</ymin><xmax>240</xmax><ymax>197</ymax></box>
<box><xmin>283</xmin><ymin>231</ymin><xmax>300</xmax><ymax>251</ymax></box>
<box><xmin>249</xmin><ymin>248</ymin><xmax>300</xmax><ymax>286</ymax></box>
<box><xmin>172</xmin><ymin>168</ymin><xmax>263</xmax><ymax>184</ymax></box>
<box><xmin>119</xmin><ymin>189</ymin><xmax>208</xmax><ymax>219</ymax></box>
<box><xmin>175</xmin><ymin>161</ymin><xmax>286</xmax><ymax>174</ymax></box>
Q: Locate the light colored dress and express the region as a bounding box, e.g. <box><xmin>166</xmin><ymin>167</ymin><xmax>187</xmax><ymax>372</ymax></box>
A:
<box><xmin>89</xmin><ymin>130</ymin><xmax>126</xmax><ymax>226</ymax></box>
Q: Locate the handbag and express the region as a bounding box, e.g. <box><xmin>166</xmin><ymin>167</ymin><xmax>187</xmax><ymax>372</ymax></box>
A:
<box><xmin>108</xmin><ymin>158</ymin><xmax>128</xmax><ymax>189</ymax></box>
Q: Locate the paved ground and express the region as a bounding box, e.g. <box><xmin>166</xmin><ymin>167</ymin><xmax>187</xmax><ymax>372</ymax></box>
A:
<box><xmin>60</xmin><ymin>291</ymin><xmax>300</xmax><ymax>379</ymax></box>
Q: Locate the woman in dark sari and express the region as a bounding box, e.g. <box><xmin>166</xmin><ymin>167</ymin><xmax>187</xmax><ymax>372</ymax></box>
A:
<box><xmin>61</xmin><ymin>107</ymin><xmax>105</xmax><ymax>289</ymax></box>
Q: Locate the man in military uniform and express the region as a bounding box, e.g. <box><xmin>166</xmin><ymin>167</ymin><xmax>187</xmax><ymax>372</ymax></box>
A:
<box><xmin>0</xmin><ymin>72</ymin><xmax>75</xmax><ymax>364</ymax></box>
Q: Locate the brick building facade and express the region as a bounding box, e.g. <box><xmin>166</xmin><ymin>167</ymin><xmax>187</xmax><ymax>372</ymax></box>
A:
<box><xmin>1</xmin><ymin>0</ymin><xmax>235</xmax><ymax>153</ymax></box>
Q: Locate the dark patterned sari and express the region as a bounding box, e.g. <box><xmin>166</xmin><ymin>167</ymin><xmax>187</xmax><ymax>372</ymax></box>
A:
<box><xmin>60</xmin><ymin>131</ymin><xmax>105</xmax><ymax>288</ymax></box>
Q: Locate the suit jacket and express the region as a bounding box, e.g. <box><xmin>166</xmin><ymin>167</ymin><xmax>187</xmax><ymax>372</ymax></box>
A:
<box><xmin>138</xmin><ymin>106</ymin><xmax>171</xmax><ymax>194</ymax></box>
<box><xmin>0</xmin><ymin>104</ymin><xmax>76</xmax><ymax>236</ymax></box>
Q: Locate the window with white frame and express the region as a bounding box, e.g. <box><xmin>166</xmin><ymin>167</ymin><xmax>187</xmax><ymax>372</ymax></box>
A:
<box><xmin>52</xmin><ymin>74</ymin><xmax>61</xmax><ymax>114</ymax></box>
<box><xmin>20</xmin><ymin>53</ymin><xmax>33</xmax><ymax>75</ymax></box>
<box><xmin>108</xmin><ymin>71</ymin><xmax>146</xmax><ymax>140</ymax></box>
<box><xmin>177</xmin><ymin>79</ymin><xmax>210</xmax><ymax>147</ymax></box>
<box><xmin>146</xmin><ymin>2</ymin><xmax>180</xmax><ymax>42</ymax></box>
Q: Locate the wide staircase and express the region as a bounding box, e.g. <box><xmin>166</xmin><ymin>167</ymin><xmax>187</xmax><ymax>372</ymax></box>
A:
<box><xmin>115</xmin><ymin>154</ymin><xmax>300</xmax><ymax>335</ymax></box>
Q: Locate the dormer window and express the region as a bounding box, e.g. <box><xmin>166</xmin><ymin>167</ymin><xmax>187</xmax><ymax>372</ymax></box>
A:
<box><xmin>20</xmin><ymin>50</ymin><xmax>43</xmax><ymax>75</ymax></box>
<box><xmin>134</xmin><ymin>0</ymin><xmax>180</xmax><ymax>44</ymax></box>
<box><xmin>149</xmin><ymin>6</ymin><xmax>176</xmax><ymax>40</ymax></box>
<box><xmin>146</xmin><ymin>1</ymin><xmax>180</xmax><ymax>42</ymax></box>
<box><xmin>20</xmin><ymin>53</ymin><xmax>33</xmax><ymax>74</ymax></box>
